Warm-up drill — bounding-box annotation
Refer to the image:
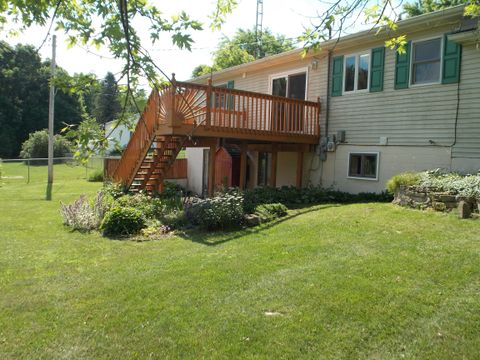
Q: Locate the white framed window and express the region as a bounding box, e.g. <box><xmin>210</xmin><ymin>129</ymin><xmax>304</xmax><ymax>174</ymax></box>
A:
<box><xmin>347</xmin><ymin>152</ymin><xmax>379</xmax><ymax>180</ymax></box>
<box><xmin>268</xmin><ymin>67</ymin><xmax>309</xmax><ymax>100</ymax></box>
<box><xmin>344</xmin><ymin>52</ymin><xmax>370</xmax><ymax>93</ymax></box>
<box><xmin>411</xmin><ymin>37</ymin><xmax>442</xmax><ymax>85</ymax></box>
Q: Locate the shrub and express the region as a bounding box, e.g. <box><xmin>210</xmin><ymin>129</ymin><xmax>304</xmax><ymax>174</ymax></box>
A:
<box><xmin>88</xmin><ymin>169</ymin><xmax>104</xmax><ymax>182</ymax></box>
<box><xmin>386</xmin><ymin>172</ymin><xmax>421</xmax><ymax>193</ymax></box>
<box><xmin>60</xmin><ymin>191</ymin><xmax>111</xmax><ymax>231</ymax></box>
<box><xmin>103</xmin><ymin>182</ymin><xmax>125</xmax><ymax>199</ymax></box>
<box><xmin>159</xmin><ymin>181</ymin><xmax>186</xmax><ymax>211</ymax></box>
<box><xmin>416</xmin><ymin>170</ymin><xmax>480</xmax><ymax>199</ymax></box>
<box><xmin>387</xmin><ymin>170</ymin><xmax>480</xmax><ymax>200</ymax></box>
<box><xmin>160</xmin><ymin>210</ymin><xmax>188</xmax><ymax>229</ymax></box>
<box><xmin>115</xmin><ymin>193</ymin><xmax>165</xmax><ymax>219</ymax></box>
<box><xmin>243</xmin><ymin>186</ymin><xmax>392</xmax><ymax>212</ymax></box>
<box><xmin>186</xmin><ymin>193</ymin><xmax>244</xmax><ymax>230</ymax></box>
<box><xmin>255</xmin><ymin>203</ymin><xmax>288</xmax><ymax>223</ymax></box>
<box><xmin>141</xmin><ymin>224</ymin><xmax>171</xmax><ymax>237</ymax></box>
<box><xmin>101</xmin><ymin>207</ymin><xmax>146</xmax><ymax>237</ymax></box>
<box><xmin>20</xmin><ymin>129</ymin><xmax>71</xmax><ymax>162</ymax></box>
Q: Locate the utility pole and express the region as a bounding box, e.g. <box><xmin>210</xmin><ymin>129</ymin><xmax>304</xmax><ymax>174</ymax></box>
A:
<box><xmin>46</xmin><ymin>34</ymin><xmax>56</xmax><ymax>200</ymax></box>
<box><xmin>255</xmin><ymin>0</ymin><xmax>263</xmax><ymax>59</ymax></box>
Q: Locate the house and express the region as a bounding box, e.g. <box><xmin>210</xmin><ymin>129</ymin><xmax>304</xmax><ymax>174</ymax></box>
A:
<box><xmin>111</xmin><ymin>5</ymin><xmax>480</xmax><ymax>195</ymax></box>
<box><xmin>105</xmin><ymin>118</ymin><xmax>135</xmax><ymax>153</ymax></box>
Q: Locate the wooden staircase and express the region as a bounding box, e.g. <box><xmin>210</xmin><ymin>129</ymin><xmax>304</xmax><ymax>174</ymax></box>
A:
<box><xmin>130</xmin><ymin>136</ymin><xmax>184</xmax><ymax>193</ymax></box>
<box><xmin>110</xmin><ymin>88</ymin><xmax>187</xmax><ymax>194</ymax></box>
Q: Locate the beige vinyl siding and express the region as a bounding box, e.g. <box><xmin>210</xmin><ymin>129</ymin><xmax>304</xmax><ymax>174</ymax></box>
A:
<box><xmin>191</xmin><ymin>22</ymin><xmax>478</xmax><ymax>160</ymax></box>
<box><xmin>452</xmin><ymin>44</ymin><xmax>480</xmax><ymax>159</ymax></box>
<box><xmin>327</xmin><ymin>43</ymin><xmax>460</xmax><ymax>146</ymax></box>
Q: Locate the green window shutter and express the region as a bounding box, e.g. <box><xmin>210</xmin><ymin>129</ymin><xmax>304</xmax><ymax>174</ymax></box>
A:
<box><xmin>394</xmin><ymin>41</ymin><xmax>411</xmax><ymax>90</ymax></box>
<box><xmin>442</xmin><ymin>34</ymin><xmax>461</xmax><ymax>84</ymax></box>
<box><xmin>331</xmin><ymin>55</ymin><xmax>344</xmax><ymax>97</ymax></box>
<box><xmin>227</xmin><ymin>80</ymin><xmax>234</xmax><ymax>109</ymax></box>
<box><xmin>370</xmin><ymin>46</ymin><xmax>385</xmax><ymax>92</ymax></box>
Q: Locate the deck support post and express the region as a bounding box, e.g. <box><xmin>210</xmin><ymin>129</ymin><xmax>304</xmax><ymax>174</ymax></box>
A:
<box><xmin>239</xmin><ymin>141</ymin><xmax>247</xmax><ymax>190</ymax></box>
<box><xmin>206</xmin><ymin>79</ymin><xmax>212</xmax><ymax>128</ymax></box>
<box><xmin>270</xmin><ymin>144</ymin><xmax>278</xmax><ymax>188</ymax></box>
<box><xmin>158</xmin><ymin>180</ymin><xmax>165</xmax><ymax>194</ymax></box>
<box><xmin>316</xmin><ymin>97</ymin><xmax>321</xmax><ymax>136</ymax></box>
<box><xmin>208</xmin><ymin>139</ymin><xmax>217</xmax><ymax>196</ymax></box>
<box><xmin>296</xmin><ymin>151</ymin><xmax>304</xmax><ymax>188</ymax></box>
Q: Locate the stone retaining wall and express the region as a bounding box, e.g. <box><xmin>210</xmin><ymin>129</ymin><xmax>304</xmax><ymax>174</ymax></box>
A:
<box><xmin>393</xmin><ymin>186</ymin><xmax>479</xmax><ymax>218</ymax></box>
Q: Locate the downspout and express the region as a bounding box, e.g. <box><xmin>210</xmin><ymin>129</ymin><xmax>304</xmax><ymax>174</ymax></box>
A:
<box><xmin>448</xmin><ymin>68</ymin><xmax>461</xmax><ymax>171</ymax></box>
<box><xmin>310</xmin><ymin>49</ymin><xmax>332</xmax><ymax>187</ymax></box>
<box><xmin>325</xmin><ymin>49</ymin><xmax>332</xmax><ymax>140</ymax></box>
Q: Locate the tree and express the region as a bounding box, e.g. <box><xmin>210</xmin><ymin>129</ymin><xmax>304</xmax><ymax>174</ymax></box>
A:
<box><xmin>19</xmin><ymin>129</ymin><xmax>72</xmax><ymax>162</ymax></box>
<box><xmin>192</xmin><ymin>28</ymin><xmax>294</xmax><ymax>77</ymax></box>
<box><xmin>404</xmin><ymin>0</ymin><xmax>470</xmax><ymax>17</ymax></box>
<box><xmin>0</xmin><ymin>41</ymin><xmax>83</xmax><ymax>158</ymax></box>
<box><xmin>0</xmin><ymin>0</ymin><xmax>237</xmax><ymax>159</ymax></box>
<box><xmin>94</xmin><ymin>72</ymin><xmax>121</xmax><ymax>127</ymax></box>
<box><xmin>299</xmin><ymin>0</ymin><xmax>479</xmax><ymax>56</ymax></box>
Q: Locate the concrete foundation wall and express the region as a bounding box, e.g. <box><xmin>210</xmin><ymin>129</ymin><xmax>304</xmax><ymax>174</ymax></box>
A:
<box><xmin>451</xmin><ymin>157</ymin><xmax>480</xmax><ymax>174</ymax></box>
<box><xmin>312</xmin><ymin>145</ymin><xmax>453</xmax><ymax>193</ymax></box>
<box><xmin>276</xmin><ymin>152</ymin><xmax>297</xmax><ymax>187</ymax></box>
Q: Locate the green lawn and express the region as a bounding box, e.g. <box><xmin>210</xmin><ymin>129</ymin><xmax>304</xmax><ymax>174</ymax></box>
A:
<box><xmin>1</xmin><ymin>163</ymin><xmax>479</xmax><ymax>359</ymax></box>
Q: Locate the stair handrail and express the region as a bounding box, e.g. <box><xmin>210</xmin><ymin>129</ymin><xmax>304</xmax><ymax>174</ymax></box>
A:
<box><xmin>111</xmin><ymin>89</ymin><xmax>159</xmax><ymax>185</ymax></box>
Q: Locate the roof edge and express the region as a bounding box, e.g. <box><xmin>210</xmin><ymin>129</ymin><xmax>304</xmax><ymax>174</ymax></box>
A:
<box><xmin>189</xmin><ymin>4</ymin><xmax>466</xmax><ymax>82</ymax></box>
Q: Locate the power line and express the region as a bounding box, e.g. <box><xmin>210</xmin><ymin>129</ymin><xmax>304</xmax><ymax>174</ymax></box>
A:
<box><xmin>73</xmin><ymin>43</ymin><xmax>117</xmax><ymax>60</ymax></box>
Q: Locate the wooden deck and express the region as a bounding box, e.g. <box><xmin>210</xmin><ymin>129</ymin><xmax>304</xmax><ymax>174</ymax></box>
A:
<box><xmin>111</xmin><ymin>77</ymin><xmax>321</xmax><ymax>194</ymax></box>
<box><xmin>157</xmin><ymin>80</ymin><xmax>321</xmax><ymax>144</ymax></box>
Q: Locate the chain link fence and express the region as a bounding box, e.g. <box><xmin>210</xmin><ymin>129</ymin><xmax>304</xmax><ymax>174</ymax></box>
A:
<box><xmin>0</xmin><ymin>156</ymin><xmax>111</xmax><ymax>184</ymax></box>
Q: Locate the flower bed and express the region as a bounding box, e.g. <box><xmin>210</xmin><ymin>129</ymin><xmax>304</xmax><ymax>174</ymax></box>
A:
<box><xmin>388</xmin><ymin>170</ymin><xmax>480</xmax><ymax>217</ymax></box>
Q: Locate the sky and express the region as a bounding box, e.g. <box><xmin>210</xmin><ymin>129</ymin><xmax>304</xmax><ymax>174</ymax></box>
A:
<box><xmin>1</xmin><ymin>0</ymin><xmax>412</xmax><ymax>88</ymax></box>
<box><xmin>4</xmin><ymin>0</ymin><xmax>335</xmax><ymax>86</ymax></box>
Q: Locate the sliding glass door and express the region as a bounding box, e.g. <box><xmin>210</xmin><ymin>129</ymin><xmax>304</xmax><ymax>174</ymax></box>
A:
<box><xmin>271</xmin><ymin>72</ymin><xmax>306</xmax><ymax>132</ymax></box>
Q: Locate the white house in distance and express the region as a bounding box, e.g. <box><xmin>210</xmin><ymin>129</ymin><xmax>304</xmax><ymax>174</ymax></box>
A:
<box><xmin>105</xmin><ymin>118</ymin><xmax>137</xmax><ymax>153</ymax></box>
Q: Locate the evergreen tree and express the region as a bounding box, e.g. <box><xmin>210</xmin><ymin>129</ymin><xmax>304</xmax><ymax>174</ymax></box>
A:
<box><xmin>94</xmin><ymin>72</ymin><xmax>121</xmax><ymax>127</ymax></box>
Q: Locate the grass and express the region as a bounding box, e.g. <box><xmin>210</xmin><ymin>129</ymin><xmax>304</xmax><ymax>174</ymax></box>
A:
<box><xmin>1</xmin><ymin>163</ymin><xmax>479</xmax><ymax>359</ymax></box>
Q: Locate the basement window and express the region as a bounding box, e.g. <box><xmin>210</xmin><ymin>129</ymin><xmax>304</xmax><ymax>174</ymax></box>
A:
<box><xmin>348</xmin><ymin>152</ymin><xmax>379</xmax><ymax>180</ymax></box>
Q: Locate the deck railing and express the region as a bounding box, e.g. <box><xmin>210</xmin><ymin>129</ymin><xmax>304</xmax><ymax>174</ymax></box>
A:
<box><xmin>111</xmin><ymin>90</ymin><xmax>160</xmax><ymax>183</ymax></box>
<box><xmin>165</xmin><ymin>80</ymin><xmax>321</xmax><ymax>137</ymax></box>
<box><xmin>111</xmin><ymin>78</ymin><xmax>320</xmax><ymax>185</ymax></box>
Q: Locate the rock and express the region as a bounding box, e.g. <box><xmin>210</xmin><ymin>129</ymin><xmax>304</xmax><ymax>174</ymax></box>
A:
<box><xmin>244</xmin><ymin>214</ymin><xmax>261</xmax><ymax>227</ymax></box>
<box><xmin>432</xmin><ymin>202</ymin><xmax>446</xmax><ymax>212</ymax></box>
<box><xmin>439</xmin><ymin>194</ymin><xmax>457</xmax><ymax>203</ymax></box>
<box><xmin>458</xmin><ymin>200</ymin><xmax>472</xmax><ymax>219</ymax></box>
